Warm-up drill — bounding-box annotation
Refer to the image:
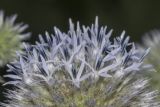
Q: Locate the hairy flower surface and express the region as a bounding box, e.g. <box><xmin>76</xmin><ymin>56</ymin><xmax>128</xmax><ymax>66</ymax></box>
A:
<box><xmin>1</xmin><ymin>17</ymin><xmax>159</xmax><ymax>107</ymax></box>
<box><xmin>141</xmin><ymin>30</ymin><xmax>160</xmax><ymax>91</ymax></box>
<box><xmin>0</xmin><ymin>11</ymin><xmax>30</xmax><ymax>66</ymax></box>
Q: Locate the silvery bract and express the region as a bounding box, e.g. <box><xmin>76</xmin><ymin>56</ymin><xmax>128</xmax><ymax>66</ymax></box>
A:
<box><xmin>1</xmin><ymin>17</ymin><xmax>159</xmax><ymax>107</ymax></box>
<box><xmin>0</xmin><ymin>11</ymin><xmax>30</xmax><ymax>66</ymax></box>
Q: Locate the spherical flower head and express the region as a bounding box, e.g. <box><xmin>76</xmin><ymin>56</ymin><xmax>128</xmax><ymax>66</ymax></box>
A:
<box><xmin>0</xmin><ymin>11</ymin><xmax>30</xmax><ymax>66</ymax></box>
<box><xmin>141</xmin><ymin>30</ymin><xmax>160</xmax><ymax>91</ymax></box>
<box><xmin>1</xmin><ymin>17</ymin><xmax>159</xmax><ymax>107</ymax></box>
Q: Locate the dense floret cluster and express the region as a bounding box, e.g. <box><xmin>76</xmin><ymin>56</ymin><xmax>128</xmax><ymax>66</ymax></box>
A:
<box><xmin>1</xmin><ymin>18</ymin><xmax>159</xmax><ymax>107</ymax></box>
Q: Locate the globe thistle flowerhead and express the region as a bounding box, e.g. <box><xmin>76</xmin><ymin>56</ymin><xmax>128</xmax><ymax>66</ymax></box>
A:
<box><xmin>1</xmin><ymin>17</ymin><xmax>159</xmax><ymax>107</ymax></box>
<box><xmin>141</xmin><ymin>30</ymin><xmax>160</xmax><ymax>90</ymax></box>
<box><xmin>0</xmin><ymin>11</ymin><xmax>30</xmax><ymax>66</ymax></box>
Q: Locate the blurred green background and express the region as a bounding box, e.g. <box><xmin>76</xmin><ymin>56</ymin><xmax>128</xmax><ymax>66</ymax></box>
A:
<box><xmin>0</xmin><ymin>0</ymin><xmax>160</xmax><ymax>101</ymax></box>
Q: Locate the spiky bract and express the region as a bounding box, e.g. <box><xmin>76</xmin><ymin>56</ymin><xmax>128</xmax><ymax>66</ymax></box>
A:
<box><xmin>1</xmin><ymin>18</ymin><xmax>159</xmax><ymax>107</ymax></box>
<box><xmin>0</xmin><ymin>11</ymin><xmax>30</xmax><ymax>66</ymax></box>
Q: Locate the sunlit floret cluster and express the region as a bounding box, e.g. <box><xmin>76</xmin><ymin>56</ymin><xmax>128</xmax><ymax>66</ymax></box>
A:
<box><xmin>0</xmin><ymin>11</ymin><xmax>30</xmax><ymax>66</ymax></box>
<box><xmin>1</xmin><ymin>18</ymin><xmax>159</xmax><ymax>107</ymax></box>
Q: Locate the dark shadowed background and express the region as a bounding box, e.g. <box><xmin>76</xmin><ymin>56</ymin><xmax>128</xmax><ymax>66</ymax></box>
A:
<box><xmin>1</xmin><ymin>0</ymin><xmax>160</xmax><ymax>42</ymax></box>
<box><xmin>0</xmin><ymin>0</ymin><xmax>160</xmax><ymax>101</ymax></box>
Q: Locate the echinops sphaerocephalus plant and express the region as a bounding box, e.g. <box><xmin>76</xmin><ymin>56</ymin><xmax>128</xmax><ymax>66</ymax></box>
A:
<box><xmin>140</xmin><ymin>30</ymin><xmax>160</xmax><ymax>91</ymax></box>
<box><xmin>0</xmin><ymin>11</ymin><xmax>30</xmax><ymax>66</ymax></box>
<box><xmin>0</xmin><ymin>17</ymin><xmax>159</xmax><ymax>107</ymax></box>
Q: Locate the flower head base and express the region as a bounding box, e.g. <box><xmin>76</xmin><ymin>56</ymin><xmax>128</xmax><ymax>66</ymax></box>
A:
<box><xmin>0</xmin><ymin>11</ymin><xmax>30</xmax><ymax>66</ymax></box>
<box><xmin>1</xmin><ymin>17</ymin><xmax>159</xmax><ymax>107</ymax></box>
